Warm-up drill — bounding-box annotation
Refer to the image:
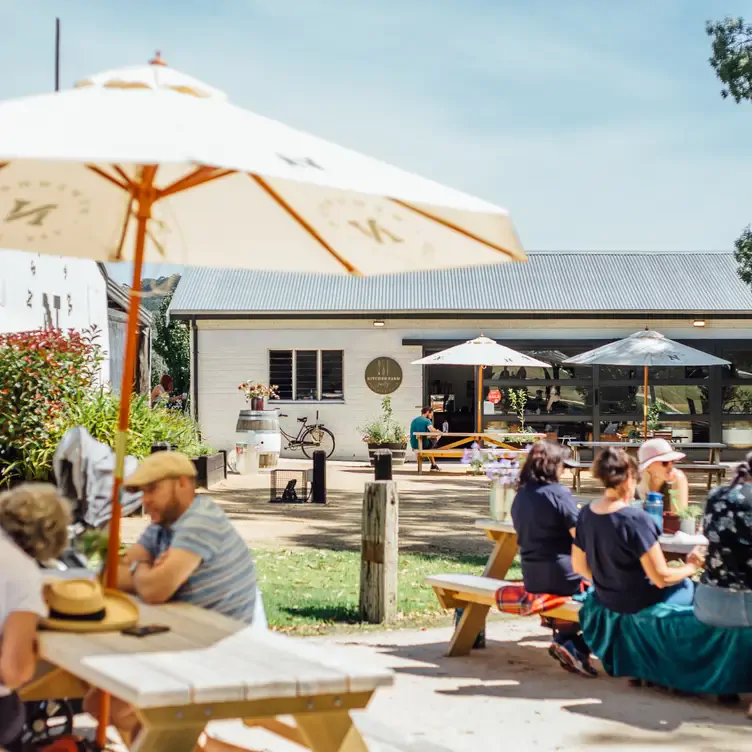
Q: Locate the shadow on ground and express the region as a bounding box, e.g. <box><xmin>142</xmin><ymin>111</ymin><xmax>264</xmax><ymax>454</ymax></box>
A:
<box><xmin>371</xmin><ymin>635</ymin><xmax>752</xmax><ymax>738</ymax></box>
<box><xmin>211</xmin><ymin>484</ymin><xmax>497</xmax><ymax>556</ymax></box>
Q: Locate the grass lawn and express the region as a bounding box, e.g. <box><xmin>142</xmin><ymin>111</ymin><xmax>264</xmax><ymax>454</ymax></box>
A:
<box><xmin>256</xmin><ymin>547</ymin><xmax>522</xmax><ymax>635</ymax></box>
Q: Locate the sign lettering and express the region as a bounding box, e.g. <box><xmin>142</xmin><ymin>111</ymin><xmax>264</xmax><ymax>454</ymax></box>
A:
<box><xmin>277</xmin><ymin>154</ymin><xmax>323</xmax><ymax>170</ymax></box>
<box><xmin>349</xmin><ymin>218</ymin><xmax>404</xmax><ymax>245</ymax></box>
<box><xmin>365</xmin><ymin>357</ymin><xmax>403</xmax><ymax>395</ymax></box>
<box><xmin>4</xmin><ymin>199</ymin><xmax>58</xmax><ymax>227</ymax></box>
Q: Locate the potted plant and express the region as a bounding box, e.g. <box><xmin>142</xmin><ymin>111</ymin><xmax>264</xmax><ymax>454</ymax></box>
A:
<box><xmin>359</xmin><ymin>396</ymin><xmax>408</xmax><ymax>465</ymax></box>
<box><xmin>238</xmin><ymin>381</ymin><xmax>279</xmax><ymax>411</ymax></box>
<box><xmin>678</xmin><ymin>505</ymin><xmax>704</xmax><ymax>535</ymax></box>
<box><xmin>497</xmin><ymin>389</ymin><xmax>538</xmax><ymax>446</ymax></box>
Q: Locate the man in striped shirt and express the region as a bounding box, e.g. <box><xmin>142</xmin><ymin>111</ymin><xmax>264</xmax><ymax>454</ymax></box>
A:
<box><xmin>118</xmin><ymin>451</ymin><xmax>257</xmax><ymax>622</ymax></box>
<box><xmin>85</xmin><ymin>451</ymin><xmax>257</xmax><ymax>738</ymax></box>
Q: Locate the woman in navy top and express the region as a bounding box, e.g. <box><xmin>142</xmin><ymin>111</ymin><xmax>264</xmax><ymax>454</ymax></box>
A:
<box><xmin>572</xmin><ymin>447</ymin><xmax>700</xmax><ymax>615</ymax></box>
<box><xmin>511</xmin><ymin>441</ymin><xmax>595</xmax><ymax>677</ymax></box>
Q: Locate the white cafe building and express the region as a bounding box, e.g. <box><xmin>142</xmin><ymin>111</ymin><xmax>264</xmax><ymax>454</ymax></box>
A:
<box><xmin>169</xmin><ymin>249</ymin><xmax>752</xmax><ymax>461</ymax></box>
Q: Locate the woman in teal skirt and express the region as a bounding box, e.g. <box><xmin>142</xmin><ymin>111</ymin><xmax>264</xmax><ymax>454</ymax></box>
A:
<box><xmin>572</xmin><ymin>447</ymin><xmax>752</xmax><ymax>696</ymax></box>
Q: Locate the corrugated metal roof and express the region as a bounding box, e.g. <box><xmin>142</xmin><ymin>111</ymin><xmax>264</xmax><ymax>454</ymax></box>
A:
<box><xmin>169</xmin><ymin>251</ymin><xmax>752</xmax><ymax>315</ymax></box>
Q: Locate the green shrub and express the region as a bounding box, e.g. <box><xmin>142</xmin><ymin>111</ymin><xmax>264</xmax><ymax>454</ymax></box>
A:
<box><xmin>0</xmin><ymin>327</ymin><xmax>104</xmax><ymax>483</ymax></box>
<box><xmin>0</xmin><ymin>326</ymin><xmax>212</xmax><ymax>485</ymax></box>
<box><xmin>63</xmin><ymin>390</ymin><xmax>213</xmax><ymax>460</ymax></box>
<box><xmin>358</xmin><ymin>396</ymin><xmax>407</xmax><ymax>445</ymax></box>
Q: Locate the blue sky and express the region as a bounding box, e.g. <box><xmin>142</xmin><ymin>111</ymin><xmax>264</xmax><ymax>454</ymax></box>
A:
<box><xmin>2</xmin><ymin>0</ymin><xmax>752</xmax><ymax>283</ymax></box>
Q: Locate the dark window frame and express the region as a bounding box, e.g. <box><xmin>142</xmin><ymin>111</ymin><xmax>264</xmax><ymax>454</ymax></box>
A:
<box><xmin>268</xmin><ymin>349</ymin><xmax>345</xmax><ymax>403</ymax></box>
<box><xmin>418</xmin><ymin>337</ymin><xmax>752</xmax><ymax>444</ymax></box>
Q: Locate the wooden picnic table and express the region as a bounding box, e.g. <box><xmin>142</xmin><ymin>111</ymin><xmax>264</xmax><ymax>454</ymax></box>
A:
<box><xmin>413</xmin><ymin>431</ymin><xmax>543</xmax><ymax>473</ymax></box>
<box><xmin>22</xmin><ymin>599</ymin><xmax>393</xmax><ymax>752</ymax></box>
<box><xmin>567</xmin><ymin>441</ymin><xmax>727</xmax><ymax>492</ymax></box>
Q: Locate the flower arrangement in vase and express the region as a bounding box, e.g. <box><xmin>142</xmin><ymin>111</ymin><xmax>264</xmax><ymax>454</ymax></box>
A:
<box><xmin>461</xmin><ymin>443</ymin><xmax>529</xmax><ymax>521</ymax></box>
<box><xmin>238</xmin><ymin>382</ymin><xmax>279</xmax><ymax>410</ymax></box>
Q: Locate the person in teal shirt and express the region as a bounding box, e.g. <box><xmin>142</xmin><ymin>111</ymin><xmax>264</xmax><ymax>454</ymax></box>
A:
<box><xmin>410</xmin><ymin>407</ymin><xmax>443</xmax><ymax>471</ymax></box>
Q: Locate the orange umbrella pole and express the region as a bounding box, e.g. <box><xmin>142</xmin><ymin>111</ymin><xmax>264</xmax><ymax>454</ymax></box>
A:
<box><xmin>97</xmin><ymin>169</ymin><xmax>154</xmax><ymax>747</ymax></box>
<box><xmin>643</xmin><ymin>365</ymin><xmax>649</xmax><ymax>441</ymax></box>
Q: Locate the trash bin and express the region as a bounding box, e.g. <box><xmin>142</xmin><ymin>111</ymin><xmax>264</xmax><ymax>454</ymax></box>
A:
<box><xmin>236</xmin><ymin>442</ymin><xmax>260</xmax><ymax>475</ymax></box>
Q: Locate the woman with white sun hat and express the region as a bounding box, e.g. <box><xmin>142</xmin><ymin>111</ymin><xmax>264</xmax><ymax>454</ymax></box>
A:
<box><xmin>636</xmin><ymin>438</ymin><xmax>689</xmax><ymax>514</ymax></box>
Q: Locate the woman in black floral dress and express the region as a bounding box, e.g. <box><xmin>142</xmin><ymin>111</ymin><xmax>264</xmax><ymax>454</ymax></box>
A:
<box><xmin>694</xmin><ymin>452</ymin><xmax>752</xmax><ymax>630</ymax></box>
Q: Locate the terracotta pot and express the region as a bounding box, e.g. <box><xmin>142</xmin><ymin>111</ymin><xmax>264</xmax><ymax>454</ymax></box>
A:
<box><xmin>663</xmin><ymin>512</ymin><xmax>680</xmax><ymax>535</ymax></box>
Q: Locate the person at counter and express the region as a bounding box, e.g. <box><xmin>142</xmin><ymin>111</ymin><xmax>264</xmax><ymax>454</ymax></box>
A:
<box><xmin>410</xmin><ymin>407</ymin><xmax>443</xmax><ymax>471</ymax></box>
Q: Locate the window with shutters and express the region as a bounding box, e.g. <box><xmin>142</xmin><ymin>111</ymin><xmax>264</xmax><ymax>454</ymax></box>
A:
<box><xmin>268</xmin><ymin>349</ymin><xmax>344</xmax><ymax>401</ymax></box>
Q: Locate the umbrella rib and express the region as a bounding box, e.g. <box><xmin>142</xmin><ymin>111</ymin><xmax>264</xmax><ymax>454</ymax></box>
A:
<box><xmin>157</xmin><ymin>166</ymin><xmax>235</xmax><ymax>199</ymax></box>
<box><xmin>112</xmin><ymin>196</ymin><xmax>135</xmax><ymax>261</ymax></box>
<box><xmin>86</xmin><ymin>165</ymin><xmax>131</xmax><ymax>193</ymax></box>
<box><xmin>249</xmin><ymin>173</ymin><xmax>360</xmax><ymax>275</ymax></box>
<box><xmin>112</xmin><ymin>165</ymin><xmax>137</xmax><ymax>192</ymax></box>
<box><xmin>389</xmin><ymin>198</ymin><xmax>527</xmax><ymax>262</ymax></box>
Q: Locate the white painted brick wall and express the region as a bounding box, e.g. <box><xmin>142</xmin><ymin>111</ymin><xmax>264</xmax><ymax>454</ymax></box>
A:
<box><xmin>195</xmin><ymin>316</ymin><xmax>749</xmax><ymax>460</ymax></box>
<box><xmin>196</xmin><ymin>324</ymin><xmax>422</xmax><ymax>460</ymax></box>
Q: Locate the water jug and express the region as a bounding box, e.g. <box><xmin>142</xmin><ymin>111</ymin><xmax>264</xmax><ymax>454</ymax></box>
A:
<box><xmin>645</xmin><ymin>491</ymin><xmax>664</xmax><ymax>532</ymax></box>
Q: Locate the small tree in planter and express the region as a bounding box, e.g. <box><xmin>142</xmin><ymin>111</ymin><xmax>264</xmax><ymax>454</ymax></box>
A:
<box><xmin>238</xmin><ymin>381</ymin><xmax>278</xmax><ymax>411</ymax></box>
<box><xmin>359</xmin><ymin>397</ymin><xmax>408</xmax><ymax>465</ymax></box>
<box><xmin>504</xmin><ymin>388</ymin><xmax>538</xmax><ymax>445</ymax></box>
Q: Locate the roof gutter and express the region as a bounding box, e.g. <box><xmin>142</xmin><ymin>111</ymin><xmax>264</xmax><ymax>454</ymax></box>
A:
<box><xmin>170</xmin><ymin>310</ymin><xmax>752</xmax><ymax>322</ymax></box>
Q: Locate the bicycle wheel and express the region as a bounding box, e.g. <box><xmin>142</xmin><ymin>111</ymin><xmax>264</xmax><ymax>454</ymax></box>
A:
<box><xmin>301</xmin><ymin>426</ymin><xmax>336</xmax><ymax>459</ymax></box>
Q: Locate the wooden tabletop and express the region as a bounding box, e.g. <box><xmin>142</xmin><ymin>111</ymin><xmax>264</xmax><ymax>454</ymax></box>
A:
<box><xmin>568</xmin><ymin>441</ymin><xmax>726</xmax><ymax>449</ymax></box>
<box><xmin>39</xmin><ymin>600</ymin><xmax>393</xmax><ymax>708</ymax></box>
<box><xmin>413</xmin><ymin>432</ymin><xmax>544</xmax><ymax>438</ymax></box>
<box><xmin>473</xmin><ymin>519</ymin><xmax>708</xmax><ymax>554</ymax></box>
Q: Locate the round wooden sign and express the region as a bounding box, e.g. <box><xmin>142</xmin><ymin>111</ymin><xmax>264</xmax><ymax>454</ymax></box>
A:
<box><xmin>365</xmin><ymin>357</ymin><xmax>403</xmax><ymax>395</ymax></box>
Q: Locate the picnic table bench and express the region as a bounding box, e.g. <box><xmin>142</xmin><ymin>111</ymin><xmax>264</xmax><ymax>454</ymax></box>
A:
<box><xmin>413</xmin><ymin>432</ymin><xmax>543</xmax><ymax>473</ymax></box>
<box><xmin>567</xmin><ymin>441</ymin><xmax>727</xmax><ymax>492</ymax></box>
<box><xmin>22</xmin><ymin>598</ymin><xmax>393</xmax><ymax>752</ymax></box>
<box><xmin>425</xmin><ymin>520</ymin><xmax>580</xmax><ymax>656</ymax></box>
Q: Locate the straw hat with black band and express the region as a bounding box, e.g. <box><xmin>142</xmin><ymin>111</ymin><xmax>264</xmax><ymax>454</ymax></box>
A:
<box><xmin>42</xmin><ymin>578</ymin><xmax>139</xmax><ymax>633</ymax></box>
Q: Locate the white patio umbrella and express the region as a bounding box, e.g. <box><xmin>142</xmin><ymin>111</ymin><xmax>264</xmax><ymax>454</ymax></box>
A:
<box><xmin>0</xmin><ymin>57</ymin><xmax>526</xmax><ymax>742</ymax></box>
<box><xmin>0</xmin><ymin>69</ymin><xmax>524</xmax><ymax>275</ymax></box>
<box><xmin>563</xmin><ymin>329</ymin><xmax>729</xmax><ymax>439</ymax></box>
<box><xmin>413</xmin><ymin>335</ymin><xmax>550</xmax><ymax>432</ymax></box>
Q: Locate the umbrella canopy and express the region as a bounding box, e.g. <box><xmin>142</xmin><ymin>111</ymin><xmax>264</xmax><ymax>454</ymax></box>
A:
<box><xmin>412</xmin><ymin>336</ymin><xmax>550</xmax><ymax>367</ymax></box>
<box><xmin>562</xmin><ymin>330</ymin><xmax>729</xmax><ymax>368</ymax></box>
<box><xmin>563</xmin><ymin>330</ymin><xmax>729</xmax><ymax>440</ymax></box>
<box><xmin>0</xmin><ymin>65</ymin><xmax>524</xmax><ymax>276</ymax></box>
<box><xmin>413</xmin><ymin>336</ymin><xmax>549</xmax><ymax>433</ymax></box>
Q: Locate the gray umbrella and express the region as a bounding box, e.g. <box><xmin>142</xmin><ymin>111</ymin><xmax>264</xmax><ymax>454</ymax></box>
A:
<box><xmin>563</xmin><ymin>330</ymin><xmax>729</xmax><ymax>439</ymax></box>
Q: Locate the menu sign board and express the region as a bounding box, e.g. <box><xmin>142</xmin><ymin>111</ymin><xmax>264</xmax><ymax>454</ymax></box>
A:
<box><xmin>365</xmin><ymin>357</ymin><xmax>403</xmax><ymax>395</ymax></box>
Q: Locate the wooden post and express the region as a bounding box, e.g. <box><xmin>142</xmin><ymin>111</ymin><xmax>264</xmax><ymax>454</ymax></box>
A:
<box><xmin>359</xmin><ymin>480</ymin><xmax>398</xmax><ymax>623</ymax></box>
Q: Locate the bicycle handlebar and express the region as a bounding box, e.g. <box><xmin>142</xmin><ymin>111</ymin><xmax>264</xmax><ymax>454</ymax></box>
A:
<box><xmin>279</xmin><ymin>413</ymin><xmax>288</xmax><ymax>418</ymax></box>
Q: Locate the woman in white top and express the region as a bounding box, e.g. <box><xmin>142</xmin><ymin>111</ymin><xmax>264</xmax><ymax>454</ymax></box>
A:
<box><xmin>0</xmin><ymin>484</ymin><xmax>69</xmax><ymax>749</ymax></box>
<box><xmin>151</xmin><ymin>374</ymin><xmax>187</xmax><ymax>409</ymax></box>
<box><xmin>636</xmin><ymin>438</ymin><xmax>689</xmax><ymax>513</ymax></box>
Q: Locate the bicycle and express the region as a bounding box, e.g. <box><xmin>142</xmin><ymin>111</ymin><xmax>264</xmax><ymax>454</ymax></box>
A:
<box><xmin>278</xmin><ymin>410</ymin><xmax>336</xmax><ymax>459</ymax></box>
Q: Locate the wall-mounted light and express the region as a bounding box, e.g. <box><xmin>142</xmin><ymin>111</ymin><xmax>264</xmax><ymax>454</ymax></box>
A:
<box><xmin>693</xmin><ymin>319</ymin><xmax>706</xmax><ymax>328</ymax></box>
<box><xmin>373</xmin><ymin>320</ymin><xmax>385</xmax><ymax>327</ymax></box>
